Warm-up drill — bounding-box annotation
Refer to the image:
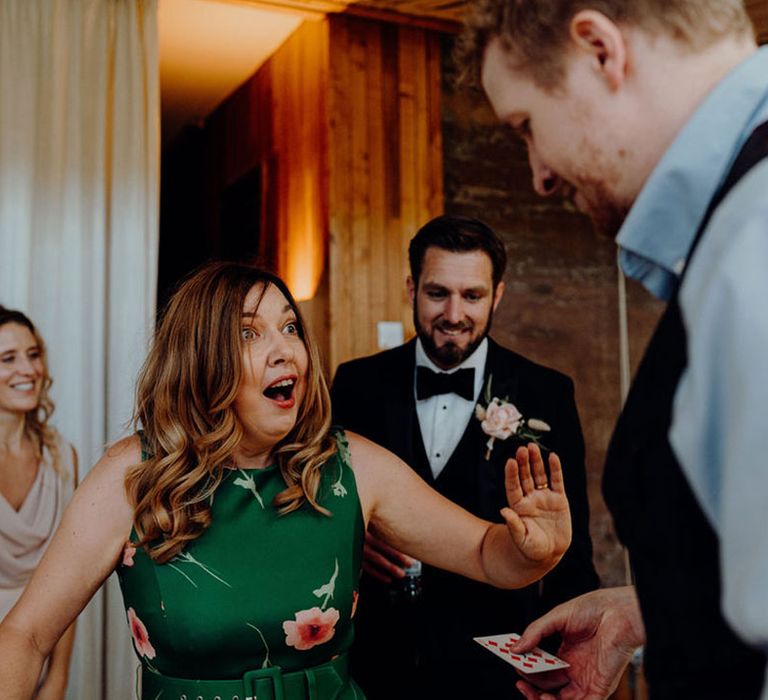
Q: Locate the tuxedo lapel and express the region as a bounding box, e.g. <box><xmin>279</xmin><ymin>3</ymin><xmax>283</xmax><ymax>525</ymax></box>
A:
<box><xmin>482</xmin><ymin>339</ymin><xmax>521</xmax><ymax>409</ymax></box>
<box><xmin>477</xmin><ymin>340</ymin><xmax>523</xmax><ymax>517</ymax></box>
<box><xmin>378</xmin><ymin>341</ymin><xmax>434</xmax><ymax>484</ymax></box>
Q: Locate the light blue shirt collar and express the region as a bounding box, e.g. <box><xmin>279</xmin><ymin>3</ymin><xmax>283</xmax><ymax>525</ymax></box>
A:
<box><xmin>617</xmin><ymin>46</ymin><xmax>768</xmax><ymax>300</ymax></box>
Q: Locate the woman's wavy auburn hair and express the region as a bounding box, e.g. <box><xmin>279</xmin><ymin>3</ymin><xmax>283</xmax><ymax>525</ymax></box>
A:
<box><xmin>0</xmin><ymin>306</ymin><xmax>61</xmax><ymax>474</ymax></box>
<box><xmin>126</xmin><ymin>261</ymin><xmax>336</xmax><ymax>563</ymax></box>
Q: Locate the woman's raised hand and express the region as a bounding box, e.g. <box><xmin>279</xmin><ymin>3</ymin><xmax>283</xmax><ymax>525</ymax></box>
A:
<box><xmin>501</xmin><ymin>444</ymin><xmax>571</xmax><ymax>564</ymax></box>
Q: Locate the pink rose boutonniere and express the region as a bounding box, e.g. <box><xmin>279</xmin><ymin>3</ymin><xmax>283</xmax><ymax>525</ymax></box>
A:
<box><xmin>475</xmin><ymin>375</ymin><xmax>551</xmax><ymax>459</ymax></box>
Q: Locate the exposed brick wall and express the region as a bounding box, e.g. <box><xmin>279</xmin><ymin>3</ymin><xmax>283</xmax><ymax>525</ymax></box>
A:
<box><xmin>440</xmin><ymin>36</ymin><xmax>663</xmax><ymax>586</ymax></box>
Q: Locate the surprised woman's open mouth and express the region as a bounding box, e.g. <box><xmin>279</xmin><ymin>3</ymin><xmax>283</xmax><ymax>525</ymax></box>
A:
<box><xmin>263</xmin><ymin>376</ymin><xmax>297</xmax><ymax>409</ymax></box>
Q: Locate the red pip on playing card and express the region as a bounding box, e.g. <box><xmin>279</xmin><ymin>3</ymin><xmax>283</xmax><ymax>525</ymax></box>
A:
<box><xmin>473</xmin><ymin>633</ymin><xmax>570</xmax><ymax>674</ymax></box>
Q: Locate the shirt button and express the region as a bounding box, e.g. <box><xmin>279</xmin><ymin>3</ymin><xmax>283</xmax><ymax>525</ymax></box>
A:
<box><xmin>436</xmin><ymin>453</ymin><xmax>441</xmax><ymax>458</ymax></box>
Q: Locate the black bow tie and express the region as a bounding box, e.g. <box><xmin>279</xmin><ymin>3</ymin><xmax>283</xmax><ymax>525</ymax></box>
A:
<box><xmin>416</xmin><ymin>366</ymin><xmax>475</xmax><ymax>401</ymax></box>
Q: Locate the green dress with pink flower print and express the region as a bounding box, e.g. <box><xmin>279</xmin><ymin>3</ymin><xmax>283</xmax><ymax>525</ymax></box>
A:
<box><xmin>117</xmin><ymin>430</ymin><xmax>365</xmax><ymax>699</ymax></box>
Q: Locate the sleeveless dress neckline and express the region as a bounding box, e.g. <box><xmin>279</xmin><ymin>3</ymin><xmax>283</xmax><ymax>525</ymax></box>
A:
<box><xmin>0</xmin><ymin>432</ymin><xmax>75</xmax><ymax>615</ymax></box>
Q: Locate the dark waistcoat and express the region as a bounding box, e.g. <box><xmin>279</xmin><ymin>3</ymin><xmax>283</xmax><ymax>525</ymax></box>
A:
<box><xmin>603</xmin><ymin>122</ymin><xmax>768</xmax><ymax>699</ymax></box>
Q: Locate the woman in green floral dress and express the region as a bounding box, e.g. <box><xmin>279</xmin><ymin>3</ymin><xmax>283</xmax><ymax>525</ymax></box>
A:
<box><xmin>0</xmin><ymin>262</ymin><xmax>572</xmax><ymax>700</ymax></box>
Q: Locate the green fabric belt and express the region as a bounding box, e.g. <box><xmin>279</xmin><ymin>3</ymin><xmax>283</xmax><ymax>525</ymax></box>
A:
<box><xmin>140</xmin><ymin>654</ymin><xmax>349</xmax><ymax>700</ymax></box>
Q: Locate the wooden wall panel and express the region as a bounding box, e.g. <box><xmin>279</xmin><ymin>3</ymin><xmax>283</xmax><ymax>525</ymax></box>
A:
<box><xmin>265</xmin><ymin>20</ymin><xmax>329</xmax><ymax>302</ymax></box>
<box><xmin>746</xmin><ymin>0</ymin><xmax>768</xmax><ymax>44</ymax></box>
<box><xmin>328</xmin><ymin>15</ymin><xmax>444</xmax><ymax>368</ymax></box>
<box><xmin>205</xmin><ymin>18</ymin><xmax>330</xmax><ymax>301</ymax></box>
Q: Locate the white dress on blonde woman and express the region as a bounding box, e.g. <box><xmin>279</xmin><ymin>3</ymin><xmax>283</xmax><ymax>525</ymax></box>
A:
<box><xmin>0</xmin><ymin>432</ymin><xmax>76</xmax><ymax>621</ymax></box>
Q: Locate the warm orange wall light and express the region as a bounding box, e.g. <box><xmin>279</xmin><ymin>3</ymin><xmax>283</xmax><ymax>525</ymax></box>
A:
<box><xmin>285</xmin><ymin>169</ymin><xmax>324</xmax><ymax>302</ymax></box>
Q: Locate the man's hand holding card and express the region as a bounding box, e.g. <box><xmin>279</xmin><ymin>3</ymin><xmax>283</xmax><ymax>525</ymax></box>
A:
<box><xmin>489</xmin><ymin>587</ymin><xmax>646</xmax><ymax>700</ymax></box>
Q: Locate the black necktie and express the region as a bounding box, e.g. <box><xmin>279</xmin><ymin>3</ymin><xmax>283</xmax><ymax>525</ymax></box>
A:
<box><xmin>416</xmin><ymin>366</ymin><xmax>475</xmax><ymax>401</ymax></box>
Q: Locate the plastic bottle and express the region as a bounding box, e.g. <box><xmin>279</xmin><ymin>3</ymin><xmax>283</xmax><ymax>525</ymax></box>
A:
<box><xmin>400</xmin><ymin>559</ymin><xmax>422</xmax><ymax>601</ymax></box>
<box><xmin>390</xmin><ymin>558</ymin><xmax>424</xmax><ymax>672</ymax></box>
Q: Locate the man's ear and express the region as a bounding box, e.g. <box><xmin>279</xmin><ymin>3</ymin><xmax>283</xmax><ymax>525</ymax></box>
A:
<box><xmin>569</xmin><ymin>10</ymin><xmax>628</xmax><ymax>91</ymax></box>
<box><xmin>492</xmin><ymin>280</ymin><xmax>505</xmax><ymax>312</ymax></box>
<box><xmin>407</xmin><ymin>276</ymin><xmax>416</xmax><ymax>306</ymax></box>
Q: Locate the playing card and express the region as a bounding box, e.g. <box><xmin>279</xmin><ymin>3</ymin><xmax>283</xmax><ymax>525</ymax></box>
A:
<box><xmin>473</xmin><ymin>632</ymin><xmax>570</xmax><ymax>674</ymax></box>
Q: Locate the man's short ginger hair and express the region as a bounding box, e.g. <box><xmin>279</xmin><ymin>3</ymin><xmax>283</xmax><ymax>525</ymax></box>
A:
<box><xmin>456</xmin><ymin>0</ymin><xmax>754</xmax><ymax>90</ymax></box>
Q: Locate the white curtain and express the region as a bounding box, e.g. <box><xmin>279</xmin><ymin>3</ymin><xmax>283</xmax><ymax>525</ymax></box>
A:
<box><xmin>0</xmin><ymin>1</ymin><xmax>159</xmax><ymax>698</ymax></box>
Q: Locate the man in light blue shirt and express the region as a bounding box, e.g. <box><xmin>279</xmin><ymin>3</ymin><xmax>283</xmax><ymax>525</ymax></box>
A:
<box><xmin>458</xmin><ymin>0</ymin><xmax>768</xmax><ymax>697</ymax></box>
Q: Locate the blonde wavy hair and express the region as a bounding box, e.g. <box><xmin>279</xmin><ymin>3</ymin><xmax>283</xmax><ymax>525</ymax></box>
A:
<box><xmin>126</xmin><ymin>262</ymin><xmax>337</xmax><ymax>563</ymax></box>
<box><xmin>0</xmin><ymin>307</ymin><xmax>62</xmax><ymax>474</ymax></box>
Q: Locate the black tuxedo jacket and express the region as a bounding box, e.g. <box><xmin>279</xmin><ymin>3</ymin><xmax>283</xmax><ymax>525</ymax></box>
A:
<box><xmin>331</xmin><ymin>338</ymin><xmax>598</xmax><ymax>699</ymax></box>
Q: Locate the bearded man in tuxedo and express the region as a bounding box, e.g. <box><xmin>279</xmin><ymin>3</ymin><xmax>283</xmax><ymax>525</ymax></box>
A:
<box><xmin>331</xmin><ymin>215</ymin><xmax>598</xmax><ymax>698</ymax></box>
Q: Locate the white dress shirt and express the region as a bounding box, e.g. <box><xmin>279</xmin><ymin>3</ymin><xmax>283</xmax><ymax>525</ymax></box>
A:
<box><xmin>414</xmin><ymin>338</ymin><xmax>488</xmax><ymax>479</ymax></box>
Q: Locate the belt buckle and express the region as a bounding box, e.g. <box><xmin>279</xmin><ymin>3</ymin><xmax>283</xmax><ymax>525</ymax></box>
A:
<box><xmin>243</xmin><ymin>666</ymin><xmax>286</xmax><ymax>700</ymax></box>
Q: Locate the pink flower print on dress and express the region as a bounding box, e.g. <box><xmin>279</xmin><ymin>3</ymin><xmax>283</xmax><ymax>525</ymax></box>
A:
<box><xmin>127</xmin><ymin>607</ymin><xmax>156</xmax><ymax>659</ymax></box>
<box><xmin>283</xmin><ymin>607</ymin><xmax>340</xmax><ymax>650</ymax></box>
<box><xmin>350</xmin><ymin>591</ymin><xmax>359</xmax><ymax>619</ymax></box>
<box><xmin>122</xmin><ymin>542</ymin><xmax>137</xmax><ymax>567</ymax></box>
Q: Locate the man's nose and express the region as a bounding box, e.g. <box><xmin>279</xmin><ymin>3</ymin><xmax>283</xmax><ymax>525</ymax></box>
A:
<box><xmin>444</xmin><ymin>295</ymin><xmax>464</xmax><ymax>324</ymax></box>
<box><xmin>528</xmin><ymin>147</ymin><xmax>561</xmax><ymax>197</ymax></box>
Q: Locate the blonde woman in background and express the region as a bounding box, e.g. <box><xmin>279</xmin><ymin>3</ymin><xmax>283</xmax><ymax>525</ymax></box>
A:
<box><xmin>0</xmin><ymin>263</ymin><xmax>571</xmax><ymax>700</ymax></box>
<box><xmin>0</xmin><ymin>306</ymin><xmax>77</xmax><ymax>700</ymax></box>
